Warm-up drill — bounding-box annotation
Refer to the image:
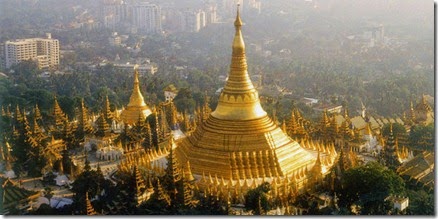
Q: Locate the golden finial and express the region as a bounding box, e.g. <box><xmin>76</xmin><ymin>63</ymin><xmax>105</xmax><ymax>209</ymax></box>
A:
<box><xmin>214</xmin><ymin>174</ymin><xmax>220</xmax><ymax>185</ymax></box>
<box><xmin>421</xmin><ymin>94</ymin><xmax>427</xmax><ymax>104</ymax></box>
<box><xmin>232</xmin><ymin>5</ymin><xmax>244</xmax><ymax>53</ymax></box>
<box><xmin>343</xmin><ymin>107</ymin><xmax>349</xmax><ymax>119</ymax></box>
<box><xmin>201</xmin><ymin>171</ymin><xmax>207</xmax><ymax>183</ymax></box>
<box><xmin>365</xmin><ymin>122</ymin><xmax>372</xmax><ymax>136</ymax></box>
<box><xmin>168</xmin><ymin>132</ymin><xmax>176</xmax><ymax>150</ymax></box>
<box><xmin>105</xmin><ymin>95</ymin><xmax>111</xmax><ymax>107</ymax></box>
<box><xmin>234</xmin><ymin>4</ymin><xmax>242</xmax><ymax>27</ymax></box>
<box><xmin>184</xmin><ymin>161</ymin><xmax>195</xmax><ymax>181</ymax></box>
<box><xmin>281</xmin><ymin>119</ymin><xmax>287</xmax><ymax>133</ymax></box>
<box><xmin>133</xmin><ymin>65</ymin><xmax>141</xmax><ymax>86</ymax></box>
<box><xmin>208</xmin><ymin>172</ymin><xmax>214</xmax><ymax>184</ymax></box>
<box><xmin>315</xmin><ymin>150</ymin><xmax>321</xmax><ymax>166</ymax></box>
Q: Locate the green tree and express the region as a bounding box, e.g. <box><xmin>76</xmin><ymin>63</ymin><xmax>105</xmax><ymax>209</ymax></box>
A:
<box><xmin>31</xmin><ymin>203</ymin><xmax>57</xmax><ymax>215</ymax></box>
<box><xmin>293</xmin><ymin>192</ymin><xmax>323</xmax><ymax>215</ymax></box>
<box><xmin>337</xmin><ymin>162</ymin><xmax>405</xmax><ymax>215</ymax></box>
<box><xmin>408</xmin><ymin>123</ymin><xmax>434</xmax><ymax>151</ymax></box>
<box><xmin>174</xmin><ymin>88</ymin><xmax>196</xmax><ymax>113</ymax></box>
<box><xmin>382</xmin><ymin>123</ymin><xmax>406</xmax><ymax>139</ymax></box>
<box><xmin>194</xmin><ymin>193</ymin><xmax>227</xmax><ymax>215</ymax></box>
<box><xmin>406</xmin><ymin>189</ymin><xmax>434</xmax><ymax>215</ymax></box>
<box><xmin>11</xmin><ymin>60</ymin><xmax>40</xmax><ymax>80</ymax></box>
<box><xmin>71</xmin><ymin>158</ymin><xmax>111</xmax><ymax>213</ymax></box>
<box><xmin>244</xmin><ymin>182</ymin><xmax>272</xmax><ymax>215</ymax></box>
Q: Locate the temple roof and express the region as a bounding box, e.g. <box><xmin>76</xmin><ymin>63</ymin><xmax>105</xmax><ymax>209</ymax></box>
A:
<box><xmin>397</xmin><ymin>151</ymin><xmax>434</xmax><ymax>190</ymax></box>
<box><xmin>164</xmin><ymin>84</ymin><xmax>178</xmax><ymax>93</ymax></box>
<box><xmin>1</xmin><ymin>177</ymin><xmax>40</xmax><ymax>212</ymax></box>
<box><xmin>415</xmin><ymin>95</ymin><xmax>433</xmax><ymax>112</ymax></box>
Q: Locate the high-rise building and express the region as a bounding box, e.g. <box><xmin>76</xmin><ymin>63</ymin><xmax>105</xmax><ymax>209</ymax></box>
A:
<box><xmin>206</xmin><ymin>5</ymin><xmax>217</xmax><ymax>24</ymax></box>
<box><xmin>4</xmin><ymin>33</ymin><xmax>59</xmax><ymax>69</ymax></box>
<box><xmin>181</xmin><ymin>10</ymin><xmax>204</xmax><ymax>32</ymax></box>
<box><xmin>131</xmin><ymin>3</ymin><xmax>162</xmax><ymax>34</ymax></box>
<box><xmin>101</xmin><ymin>0</ymin><xmax>130</xmax><ymax>30</ymax></box>
<box><xmin>199</xmin><ymin>10</ymin><xmax>206</xmax><ymax>28</ymax></box>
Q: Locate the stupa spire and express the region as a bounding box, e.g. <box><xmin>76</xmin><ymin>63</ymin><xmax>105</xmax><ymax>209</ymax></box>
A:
<box><xmin>34</xmin><ymin>104</ymin><xmax>42</xmax><ymax>121</ymax></box>
<box><xmin>211</xmin><ymin>4</ymin><xmax>267</xmax><ymax>120</ymax></box>
<box><xmin>53</xmin><ymin>95</ymin><xmax>67</xmax><ymax>127</ymax></box>
<box><xmin>104</xmin><ymin>95</ymin><xmax>113</xmax><ymax>121</ymax></box>
<box><xmin>85</xmin><ymin>192</ymin><xmax>97</xmax><ymax>215</ymax></box>
<box><xmin>129</xmin><ymin>66</ymin><xmax>146</xmax><ymax>108</ymax></box>
<box><xmin>233</xmin><ymin>5</ymin><xmax>244</xmax><ymax>55</ymax></box>
<box><xmin>120</xmin><ymin>66</ymin><xmax>152</xmax><ymax>124</ymax></box>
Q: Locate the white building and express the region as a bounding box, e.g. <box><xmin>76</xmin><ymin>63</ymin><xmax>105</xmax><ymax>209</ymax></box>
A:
<box><xmin>385</xmin><ymin>195</ymin><xmax>409</xmax><ymax>212</ymax></box>
<box><xmin>182</xmin><ymin>10</ymin><xmax>206</xmax><ymax>32</ymax></box>
<box><xmin>199</xmin><ymin>10</ymin><xmax>206</xmax><ymax>28</ymax></box>
<box><xmin>164</xmin><ymin>84</ymin><xmax>178</xmax><ymax>102</ymax></box>
<box><xmin>131</xmin><ymin>3</ymin><xmax>162</xmax><ymax>34</ymax></box>
<box><xmin>206</xmin><ymin>6</ymin><xmax>217</xmax><ymax>24</ymax></box>
<box><xmin>108</xmin><ymin>32</ymin><xmax>122</xmax><ymax>46</ymax></box>
<box><xmin>4</xmin><ymin>33</ymin><xmax>59</xmax><ymax>69</ymax></box>
<box><xmin>113</xmin><ymin>63</ymin><xmax>157</xmax><ymax>75</ymax></box>
<box><xmin>302</xmin><ymin>97</ymin><xmax>319</xmax><ymax>106</ymax></box>
<box><xmin>101</xmin><ymin>0</ymin><xmax>128</xmax><ymax>29</ymax></box>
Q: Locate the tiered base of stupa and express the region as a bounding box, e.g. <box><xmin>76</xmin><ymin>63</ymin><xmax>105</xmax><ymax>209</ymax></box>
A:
<box><xmin>120</xmin><ymin>106</ymin><xmax>152</xmax><ymax>125</ymax></box>
<box><xmin>176</xmin><ymin>114</ymin><xmax>316</xmax><ymax>182</ymax></box>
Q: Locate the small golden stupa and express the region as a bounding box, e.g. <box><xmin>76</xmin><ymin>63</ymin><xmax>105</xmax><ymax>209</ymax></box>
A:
<box><xmin>120</xmin><ymin>66</ymin><xmax>152</xmax><ymax>125</ymax></box>
<box><xmin>176</xmin><ymin>7</ymin><xmax>316</xmax><ymax>180</ymax></box>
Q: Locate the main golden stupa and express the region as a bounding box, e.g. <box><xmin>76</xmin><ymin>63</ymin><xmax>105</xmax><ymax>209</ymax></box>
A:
<box><xmin>120</xmin><ymin>68</ymin><xmax>152</xmax><ymax>125</ymax></box>
<box><xmin>176</xmin><ymin>8</ymin><xmax>316</xmax><ymax>180</ymax></box>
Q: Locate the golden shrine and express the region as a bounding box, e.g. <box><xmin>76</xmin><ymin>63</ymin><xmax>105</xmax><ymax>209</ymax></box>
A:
<box><xmin>176</xmin><ymin>8</ymin><xmax>317</xmax><ymax>181</ymax></box>
<box><xmin>120</xmin><ymin>67</ymin><xmax>152</xmax><ymax>125</ymax></box>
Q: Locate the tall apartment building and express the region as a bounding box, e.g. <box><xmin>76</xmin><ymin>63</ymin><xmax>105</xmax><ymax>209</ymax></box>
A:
<box><xmin>4</xmin><ymin>33</ymin><xmax>59</xmax><ymax>69</ymax></box>
<box><xmin>181</xmin><ymin>10</ymin><xmax>207</xmax><ymax>33</ymax></box>
<box><xmin>101</xmin><ymin>0</ymin><xmax>130</xmax><ymax>30</ymax></box>
<box><xmin>199</xmin><ymin>10</ymin><xmax>206</xmax><ymax>28</ymax></box>
<box><xmin>131</xmin><ymin>3</ymin><xmax>162</xmax><ymax>34</ymax></box>
<box><xmin>206</xmin><ymin>5</ymin><xmax>217</xmax><ymax>24</ymax></box>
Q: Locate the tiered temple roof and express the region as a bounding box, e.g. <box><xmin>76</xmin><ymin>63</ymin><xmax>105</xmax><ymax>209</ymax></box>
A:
<box><xmin>397</xmin><ymin>151</ymin><xmax>434</xmax><ymax>191</ymax></box>
<box><xmin>1</xmin><ymin>177</ymin><xmax>40</xmax><ymax>214</ymax></box>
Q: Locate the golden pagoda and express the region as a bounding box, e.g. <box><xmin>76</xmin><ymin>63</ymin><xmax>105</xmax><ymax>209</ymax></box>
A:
<box><xmin>120</xmin><ymin>67</ymin><xmax>152</xmax><ymax>125</ymax></box>
<box><xmin>176</xmin><ymin>7</ymin><xmax>316</xmax><ymax>181</ymax></box>
<box><xmin>85</xmin><ymin>192</ymin><xmax>97</xmax><ymax>215</ymax></box>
